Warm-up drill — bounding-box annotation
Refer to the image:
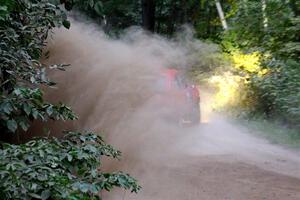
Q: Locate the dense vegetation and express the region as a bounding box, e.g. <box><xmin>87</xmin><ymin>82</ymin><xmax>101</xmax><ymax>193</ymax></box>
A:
<box><xmin>0</xmin><ymin>0</ymin><xmax>140</xmax><ymax>199</ymax></box>
<box><xmin>73</xmin><ymin>0</ymin><xmax>299</xmax><ymax>129</ymax></box>
<box><xmin>0</xmin><ymin>132</ymin><xmax>140</xmax><ymax>199</ymax></box>
<box><xmin>217</xmin><ymin>0</ymin><xmax>300</xmax><ymax>128</ymax></box>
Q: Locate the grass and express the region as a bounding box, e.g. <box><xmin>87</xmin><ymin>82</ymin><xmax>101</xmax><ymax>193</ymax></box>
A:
<box><xmin>236</xmin><ymin>117</ymin><xmax>300</xmax><ymax>149</ymax></box>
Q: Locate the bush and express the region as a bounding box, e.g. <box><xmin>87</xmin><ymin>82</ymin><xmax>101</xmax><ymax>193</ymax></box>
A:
<box><xmin>0</xmin><ymin>132</ymin><xmax>140</xmax><ymax>199</ymax></box>
<box><xmin>213</xmin><ymin>0</ymin><xmax>300</xmax><ymax>128</ymax></box>
<box><xmin>0</xmin><ymin>0</ymin><xmax>140</xmax><ymax>199</ymax></box>
<box><xmin>0</xmin><ymin>0</ymin><xmax>75</xmax><ymax>136</ymax></box>
<box><xmin>207</xmin><ymin>46</ymin><xmax>300</xmax><ymax>128</ymax></box>
<box><xmin>251</xmin><ymin>59</ymin><xmax>300</xmax><ymax>126</ymax></box>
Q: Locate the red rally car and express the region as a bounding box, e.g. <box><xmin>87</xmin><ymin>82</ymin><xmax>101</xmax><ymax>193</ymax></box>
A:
<box><xmin>156</xmin><ymin>68</ymin><xmax>201</xmax><ymax>125</ymax></box>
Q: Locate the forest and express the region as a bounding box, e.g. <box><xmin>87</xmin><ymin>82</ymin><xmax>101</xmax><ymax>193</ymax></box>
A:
<box><xmin>0</xmin><ymin>0</ymin><xmax>299</xmax><ymax>199</ymax></box>
<box><xmin>71</xmin><ymin>0</ymin><xmax>300</xmax><ymax>127</ymax></box>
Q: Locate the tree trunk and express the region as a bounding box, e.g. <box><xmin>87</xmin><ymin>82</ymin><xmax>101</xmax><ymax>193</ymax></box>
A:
<box><xmin>261</xmin><ymin>0</ymin><xmax>268</xmax><ymax>30</ymax></box>
<box><xmin>156</xmin><ymin>1</ymin><xmax>163</xmax><ymax>33</ymax></box>
<box><xmin>142</xmin><ymin>0</ymin><xmax>156</xmax><ymax>32</ymax></box>
<box><xmin>167</xmin><ymin>2</ymin><xmax>177</xmax><ymax>34</ymax></box>
<box><xmin>215</xmin><ymin>0</ymin><xmax>228</xmax><ymax>30</ymax></box>
<box><xmin>181</xmin><ymin>0</ymin><xmax>188</xmax><ymax>23</ymax></box>
<box><xmin>206</xmin><ymin>2</ymin><xmax>211</xmax><ymax>37</ymax></box>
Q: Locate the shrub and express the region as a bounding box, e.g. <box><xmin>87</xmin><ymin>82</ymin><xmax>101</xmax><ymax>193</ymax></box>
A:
<box><xmin>0</xmin><ymin>0</ymin><xmax>75</xmax><ymax>136</ymax></box>
<box><xmin>0</xmin><ymin>0</ymin><xmax>141</xmax><ymax>199</ymax></box>
<box><xmin>0</xmin><ymin>132</ymin><xmax>140</xmax><ymax>199</ymax></box>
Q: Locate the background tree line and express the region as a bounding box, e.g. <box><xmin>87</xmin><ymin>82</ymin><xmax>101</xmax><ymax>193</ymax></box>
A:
<box><xmin>74</xmin><ymin>0</ymin><xmax>299</xmax><ymax>127</ymax></box>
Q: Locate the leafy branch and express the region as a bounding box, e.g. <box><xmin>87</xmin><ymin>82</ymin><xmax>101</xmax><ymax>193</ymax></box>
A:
<box><xmin>0</xmin><ymin>132</ymin><xmax>141</xmax><ymax>200</ymax></box>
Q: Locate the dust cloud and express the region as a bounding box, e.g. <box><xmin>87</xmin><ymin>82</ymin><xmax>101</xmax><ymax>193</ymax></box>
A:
<box><xmin>42</xmin><ymin>19</ymin><xmax>211</xmax><ymax>148</ymax></box>
<box><xmin>42</xmin><ymin>20</ymin><xmax>300</xmax><ymax>200</ymax></box>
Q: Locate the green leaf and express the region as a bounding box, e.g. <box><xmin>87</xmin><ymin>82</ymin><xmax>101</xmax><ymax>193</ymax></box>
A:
<box><xmin>94</xmin><ymin>1</ymin><xmax>103</xmax><ymax>15</ymax></box>
<box><xmin>90</xmin><ymin>184</ymin><xmax>99</xmax><ymax>194</ymax></box>
<box><xmin>0</xmin><ymin>131</ymin><xmax>140</xmax><ymax>198</ymax></box>
<box><xmin>67</xmin><ymin>154</ymin><xmax>73</xmax><ymax>161</ymax></box>
<box><xmin>39</xmin><ymin>150</ymin><xmax>45</xmax><ymax>158</ymax></box>
<box><xmin>0</xmin><ymin>6</ymin><xmax>8</xmax><ymax>13</ymax></box>
<box><xmin>19</xmin><ymin>120</ymin><xmax>30</xmax><ymax>131</ymax></box>
<box><xmin>1</xmin><ymin>102</ymin><xmax>13</xmax><ymax>114</ymax></box>
<box><xmin>32</xmin><ymin>109</ymin><xmax>39</xmax><ymax>119</ymax></box>
<box><xmin>41</xmin><ymin>190</ymin><xmax>51</xmax><ymax>200</ymax></box>
<box><xmin>23</xmin><ymin>104</ymin><xmax>31</xmax><ymax>116</ymax></box>
<box><xmin>63</xmin><ymin>20</ymin><xmax>71</xmax><ymax>29</ymax></box>
<box><xmin>14</xmin><ymin>88</ymin><xmax>21</xmax><ymax>95</ymax></box>
<box><xmin>7</xmin><ymin>119</ymin><xmax>17</xmax><ymax>132</ymax></box>
<box><xmin>29</xmin><ymin>193</ymin><xmax>42</xmax><ymax>199</ymax></box>
<box><xmin>79</xmin><ymin>183</ymin><xmax>90</xmax><ymax>193</ymax></box>
<box><xmin>30</xmin><ymin>76</ymin><xmax>36</xmax><ymax>83</ymax></box>
<box><xmin>89</xmin><ymin>0</ymin><xmax>94</xmax><ymax>8</ymax></box>
<box><xmin>46</xmin><ymin>105</ymin><xmax>53</xmax><ymax>116</ymax></box>
<box><xmin>31</xmin><ymin>183</ymin><xmax>38</xmax><ymax>190</ymax></box>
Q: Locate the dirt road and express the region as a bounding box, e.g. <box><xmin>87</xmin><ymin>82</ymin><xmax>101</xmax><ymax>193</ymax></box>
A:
<box><xmin>104</xmin><ymin>118</ymin><xmax>300</xmax><ymax>200</ymax></box>
<box><xmin>104</xmin><ymin>97</ymin><xmax>300</xmax><ymax>200</ymax></box>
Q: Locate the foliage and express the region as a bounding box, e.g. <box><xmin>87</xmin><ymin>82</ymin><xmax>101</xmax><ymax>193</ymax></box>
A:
<box><xmin>0</xmin><ymin>1</ymin><xmax>140</xmax><ymax>199</ymax></box>
<box><xmin>66</xmin><ymin>0</ymin><xmax>105</xmax><ymax>17</ymax></box>
<box><xmin>70</xmin><ymin>0</ymin><xmax>141</xmax><ymax>33</ymax></box>
<box><xmin>0</xmin><ymin>132</ymin><xmax>141</xmax><ymax>200</ymax></box>
<box><xmin>211</xmin><ymin>50</ymin><xmax>300</xmax><ymax>128</ymax></box>
<box><xmin>231</xmin><ymin>51</ymin><xmax>262</xmax><ymax>73</ymax></box>
<box><xmin>71</xmin><ymin>0</ymin><xmax>227</xmax><ymax>36</ymax></box>
<box><xmin>99</xmin><ymin>0</ymin><xmax>141</xmax><ymax>31</ymax></box>
<box><xmin>0</xmin><ymin>87</ymin><xmax>76</xmax><ymax>133</ymax></box>
<box><xmin>226</xmin><ymin>0</ymin><xmax>299</xmax><ymax>56</ymax></box>
<box><xmin>251</xmin><ymin>59</ymin><xmax>300</xmax><ymax>126</ymax></box>
<box><xmin>209</xmin><ymin>71</ymin><xmax>244</xmax><ymax>109</ymax></box>
<box><xmin>212</xmin><ymin>0</ymin><xmax>300</xmax><ymax>128</ymax></box>
<box><xmin>209</xmin><ymin>51</ymin><xmax>262</xmax><ymax>110</ymax></box>
<box><xmin>0</xmin><ymin>0</ymin><xmax>75</xmax><ymax>135</ymax></box>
